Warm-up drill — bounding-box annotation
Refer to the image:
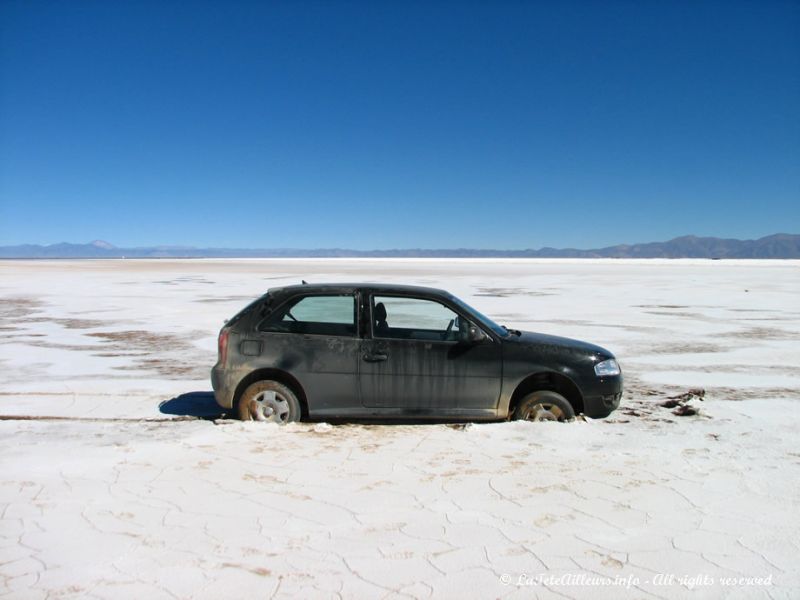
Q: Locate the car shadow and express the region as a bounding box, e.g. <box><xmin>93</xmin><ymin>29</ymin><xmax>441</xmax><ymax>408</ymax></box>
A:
<box><xmin>159</xmin><ymin>391</ymin><xmax>228</xmax><ymax>420</ymax></box>
<box><xmin>158</xmin><ymin>392</ymin><xmax>504</xmax><ymax>426</ymax></box>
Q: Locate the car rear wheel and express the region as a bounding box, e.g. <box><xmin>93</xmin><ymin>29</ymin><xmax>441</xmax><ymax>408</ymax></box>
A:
<box><xmin>237</xmin><ymin>380</ymin><xmax>301</xmax><ymax>424</ymax></box>
<box><xmin>513</xmin><ymin>390</ymin><xmax>575</xmax><ymax>422</ymax></box>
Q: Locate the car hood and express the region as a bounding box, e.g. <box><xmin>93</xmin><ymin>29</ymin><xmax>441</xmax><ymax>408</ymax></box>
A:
<box><xmin>510</xmin><ymin>330</ymin><xmax>613</xmax><ymax>359</ymax></box>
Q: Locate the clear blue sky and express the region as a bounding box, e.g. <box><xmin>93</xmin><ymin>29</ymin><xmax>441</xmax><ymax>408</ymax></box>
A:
<box><xmin>1</xmin><ymin>1</ymin><xmax>798</xmax><ymax>250</ymax></box>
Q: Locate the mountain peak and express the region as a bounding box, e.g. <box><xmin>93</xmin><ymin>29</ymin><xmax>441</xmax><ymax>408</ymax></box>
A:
<box><xmin>90</xmin><ymin>240</ymin><xmax>115</xmax><ymax>249</ymax></box>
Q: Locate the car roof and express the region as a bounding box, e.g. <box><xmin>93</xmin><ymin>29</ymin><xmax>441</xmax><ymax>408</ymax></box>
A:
<box><xmin>266</xmin><ymin>282</ymin><xmax>450</xmax><ymax>296</ymax></box>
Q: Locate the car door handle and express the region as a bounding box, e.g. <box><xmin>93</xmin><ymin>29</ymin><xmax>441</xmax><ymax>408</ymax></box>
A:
<box><xmin>363</xmin><ymin>353</ymin><xmax>388</xmax><ymax>362</ymax></box>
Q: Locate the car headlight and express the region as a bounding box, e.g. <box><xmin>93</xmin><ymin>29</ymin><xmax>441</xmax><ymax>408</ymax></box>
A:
<box><xmin>594</xmin><ymin>358</ymin><xmax>620</xmax><ymax>377</ymax></box>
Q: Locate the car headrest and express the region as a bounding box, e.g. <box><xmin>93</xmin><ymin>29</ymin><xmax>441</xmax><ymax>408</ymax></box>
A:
<box><xmin>374</xmin><ymin>302</ymin><xmax>387</xmax><ymax>322</ymax></box>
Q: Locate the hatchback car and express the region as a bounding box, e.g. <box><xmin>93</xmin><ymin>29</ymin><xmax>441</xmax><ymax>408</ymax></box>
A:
<box><xmin>211</xmin><ymin>283</ymin><xmax>622</xmax><ymax>423</ymax></box>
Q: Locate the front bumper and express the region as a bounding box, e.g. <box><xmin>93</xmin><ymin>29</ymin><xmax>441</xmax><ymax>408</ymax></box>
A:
<box><xmin>581</xmin><ymin>374</ymin><xmax>624</xmax><ymax>418</ymax></box>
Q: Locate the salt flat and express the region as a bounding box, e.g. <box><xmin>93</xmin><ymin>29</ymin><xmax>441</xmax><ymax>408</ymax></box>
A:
<box><xmin>1</xmin><ymin>259</ymin><xmax>799</xmax><ymax>599</ymax></box>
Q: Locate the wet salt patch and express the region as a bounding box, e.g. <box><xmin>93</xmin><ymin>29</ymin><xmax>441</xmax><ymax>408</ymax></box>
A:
<box><xmin>639</xmin><ymin>370</ymin><xmax>800</xmax><ymax>389</ymax></box>
<box><xmin>630</xmin><ymin>340</ymin><xmax>800</xmax><ymax>368</ymax></box>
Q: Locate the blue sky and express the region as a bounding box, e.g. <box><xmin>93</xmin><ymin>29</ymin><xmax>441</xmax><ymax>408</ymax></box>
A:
<box><xmin>1</xmin><ymin>0</ymin><xmax>798</xmax><ymax>250</ymax></box>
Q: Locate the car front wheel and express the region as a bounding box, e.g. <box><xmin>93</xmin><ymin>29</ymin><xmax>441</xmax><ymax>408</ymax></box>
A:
<box><xmin>237</xmin><ymin>380</ymin><xmax>301</xmax><ymax>424</ymax></box>
<box><xmin>513</xmin><ymin>390</ymin><xmax>575</xmax><ymax>422</ymax></box>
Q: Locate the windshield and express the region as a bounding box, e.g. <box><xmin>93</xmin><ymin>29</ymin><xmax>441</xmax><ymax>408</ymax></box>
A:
<box><xmin>448</xmin><ymin>295</ymin><xmax>509</xmax><ymax>337</ymax></box>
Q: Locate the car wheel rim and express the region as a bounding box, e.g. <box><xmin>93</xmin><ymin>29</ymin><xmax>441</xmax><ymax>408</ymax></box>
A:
<box><xmin>526</xmin><ymin>402</ymin><xmax>564</xmax><ymax>422</ymax></box>
<box><xmin>253</xmin><ymin>391</ymin><xmax>291</xmax><ymax>424</ymax></box>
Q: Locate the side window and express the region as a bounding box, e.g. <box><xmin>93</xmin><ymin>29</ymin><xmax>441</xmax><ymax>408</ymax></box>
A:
<box><xmin>260</xmin><ymin>294</ymin><xmax>356</xmax><ymax>337</ymax></box>
<box><xmin>372</xmin><ymin>295</ymin><xmax>460</xmax><ymax>341</ymax></box>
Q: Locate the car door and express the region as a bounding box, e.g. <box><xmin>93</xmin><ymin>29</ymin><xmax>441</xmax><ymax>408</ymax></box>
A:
<box><xmin>257</xmin><ymin>293</ymin><xmax>360</xmax><ymax>413</ymax></box>
<box><xmin>359</xmin><ymin>293</ymin><xmax>502</xmax><ymax>411</ymax></box>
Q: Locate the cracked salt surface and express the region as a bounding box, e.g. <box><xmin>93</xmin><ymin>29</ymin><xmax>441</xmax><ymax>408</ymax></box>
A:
<box><xmin>1</xmin><ymin>258</ymin><xmax>799</xmax><ymax>599</ymax></box>
<box><xmin>2</xmin><ymin>412</ymin><xmax>798</xmax><ymax>599</ymax></box>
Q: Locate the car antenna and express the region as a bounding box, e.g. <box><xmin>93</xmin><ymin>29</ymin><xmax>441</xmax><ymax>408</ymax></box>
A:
<box><xmin>301</xmin><ymin>280</ymin><xmax>308</xmax><ymax>285</ymax></box>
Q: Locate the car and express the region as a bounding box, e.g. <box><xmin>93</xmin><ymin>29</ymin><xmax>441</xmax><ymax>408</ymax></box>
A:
<box><xmin>211</xmin><ymin>283</ymin><xmax>623</xmax><ymax>423</ymax></box>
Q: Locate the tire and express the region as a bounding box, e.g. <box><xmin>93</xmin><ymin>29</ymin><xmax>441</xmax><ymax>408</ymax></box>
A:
<box><xmin>237</xmin><ymin>380</ymin><xmax>302</xmax><ymax>424</ymax></box>
<box><xmin>513</xmin><ymin>390</ymin><xmax>575</xmax><ymax>422</ymax></box>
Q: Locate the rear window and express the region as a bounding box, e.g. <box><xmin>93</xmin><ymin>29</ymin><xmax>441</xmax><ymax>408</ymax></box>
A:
<box><xmin>259</xmin><ymin>294</ymin><xmax>356</xmax><ymax>337</ymax></box>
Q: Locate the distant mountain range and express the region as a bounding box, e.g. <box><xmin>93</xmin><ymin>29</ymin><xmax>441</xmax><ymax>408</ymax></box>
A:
<box><xmin>1</xmin><ymin>234</ymin><xmax>799</xmax><ymax>259</ymax></box>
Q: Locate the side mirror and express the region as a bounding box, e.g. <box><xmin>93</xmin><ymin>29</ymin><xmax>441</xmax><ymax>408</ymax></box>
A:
<box><xmin>460</xmin><ymin>320</ymin><xmax>489</xmax><ymax>344</ymax></box>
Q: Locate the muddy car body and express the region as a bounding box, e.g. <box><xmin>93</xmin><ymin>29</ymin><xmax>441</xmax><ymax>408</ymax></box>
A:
<box><xmin>211</xmin><ymin>284</ymin><xmax>623</xmax><ymax>422</ymax></box>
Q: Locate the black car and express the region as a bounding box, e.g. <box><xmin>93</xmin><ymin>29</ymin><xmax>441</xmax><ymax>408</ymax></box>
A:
<box><xmin>211</xmin><ymin>283</ymin><xmax>622</xmax><ymax>423</ymax></box>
